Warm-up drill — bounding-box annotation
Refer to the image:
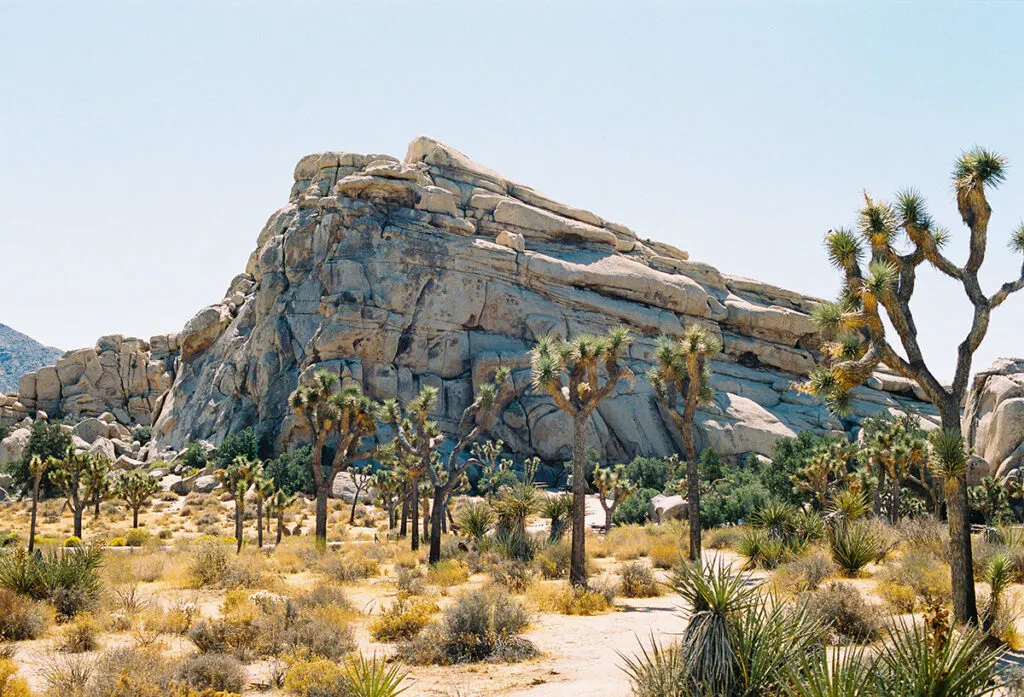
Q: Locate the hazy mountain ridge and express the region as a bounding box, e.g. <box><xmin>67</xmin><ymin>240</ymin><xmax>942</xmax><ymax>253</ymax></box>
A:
<box><xmin>0</xmin><ymin>324</ymin><xmax>62</xmax><ymax>394</ymax></box>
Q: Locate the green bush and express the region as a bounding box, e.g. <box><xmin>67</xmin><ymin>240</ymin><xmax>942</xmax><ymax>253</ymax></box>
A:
<box><xmin>108</xmin><ymin>537</ymin><xmax>127</xmax><ymax>547</ymax></box>
<box><xmin>614</xmin><ymin>487</ymin><xmax>659</xmax><ymax>526</ymax></box>
<box><xmin>737</xmin><ymin>528</ymin><xmax>789</xmax><ymax>570</ymax></box>
<box><xmin>623</xmin><ymin>457</ymin><xmax>675</xmax><ymax>492</ymax></box>
<box><xmin>125</xmin><ymin>528</ymin><xmax>150</xmax><ymax>547</ymax></box>
<box><xmin>213</xmin><ymin>428</ymin><xmax>260</xmax><ymax>470</ymax></box>
<box><xmin>131</xmin><ymin>426</ymin><xmax>152</xmax><ymax>445</ymax></box>
<box><xmin>0</xmin><ymin>546</ymin><xmax>103</xmax><ymax>619</ymax></box>
<box><xmin>63</xmin><ymin>536</ymin><xmax>82</xmax><ymax>548</ymax></box>
<box><xmin>802</xmin><ymin>581</ymin><xmax>882</xmax><ymax>644</ymax></box>
<box><xmin>7</xmin><ymin>421</ymin><xmax>72</xmax><ymax>498</ymax></box>
<box><xmin>265</xmin><ymin>445</ymin><xmax>314</xmax><ymax>495</ymax></box>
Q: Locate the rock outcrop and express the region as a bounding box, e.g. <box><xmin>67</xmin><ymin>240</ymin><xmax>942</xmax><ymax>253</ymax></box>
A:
<box><xmin>8</xmin><ymin>138</ymin><xmax>940</xmax><ymax>464</ymax></box>
<box><xmin>0</xmin><ymin>324</ymin><xmax>62</xmax><ymax>394</ymax></box>
<box><xmin>964</xmin><ymin>358</ymin><xmax>1024</xmax><ymax>481</ymax></box>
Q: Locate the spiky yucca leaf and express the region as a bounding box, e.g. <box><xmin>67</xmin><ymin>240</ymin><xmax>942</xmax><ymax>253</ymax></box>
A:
<box><xmin>784</xmin><ymin>645</ymin><xmax>878</xmax><ymax>697</ymax></box>
<box><xmin>863</xmin><ymin>260</ymin><xmax>898</xmax><ymax>297</ymax></box>
<box><xmin>811</xmin><ymin>302</ymin><xmax>844</xmax><ymax>336</ymax></box>
<box><xmin>859</xmin><ymin>198</ymin><xmax>898</xmax><ymax>248</ymax></box>
<box><xmin>896</xmin><ymin>188</ymin><xmax>931</xmax><ymax>229</ymax></box>
<box><xmin>931</xmin><ymin>227</ymin><xmax>951</xmax><ymax>249</ymax></box>
<box><xmin>930</xmin><ymin>429</ymin><xmax>967</xmax><ymax>486</ymax></box>
<box><xmin>1010</xmin><ymin>223</ymin><xmax>1024</xmax><ymax>254</ymax></box>
<box><xmin>879</xmin><ymin>619</ymin><xmax>1002</xmax><ymax>697</ymax></box>
<box><xmin>825</xmin><ymin>228</ymin><xmax>863</xmax><ymax>270</ymax></box>
<box><xmin>953</xmin><ymin>146</ymin><xmax>1007</xmax><ymax>192</ymax></box>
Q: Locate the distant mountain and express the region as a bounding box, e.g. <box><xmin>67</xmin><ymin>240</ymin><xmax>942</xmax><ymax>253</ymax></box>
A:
<box><xmin>0</xmin><ymin>324</ymin><xmax>62</xmax><ymax>393</ymax></box>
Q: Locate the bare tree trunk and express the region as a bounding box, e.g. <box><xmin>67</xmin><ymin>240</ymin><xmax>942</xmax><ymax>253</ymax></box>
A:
<box><xmin>679</xmin><ymin>419</ymin><xmax>701</xmax><ymax>562</ymax></box>
<box><xmin>429</xmin><ymin>486</ymin><xmax>446</xmax><ymax>564</ymax></box>
<box><xmin>132</xmin><ymin>507</ymin><xmax>140</xmax><ymax>529</ymax></box>
<box><xmin>942</xmin><ymin>400</ymin><xmax>977</xmax><ymax>625</ymax></box>
<box><xmin>235</xmin><ymin>498</ymin><xmax>243</xmax><ymax>554</ymax></box>
<box><xmin>72</xmin><ymin>493</ymin><xmax>83</xmax><ymax>539</ymax></box>
<box><xmin>400</xmin><ymin>487</ymin><xmax>409</xmax><ymax>537</ymax></box>
<box><xmin>411</xmin><ymin>478</ymin><xmax>420</xmax><ymax>551</ymax></box>
<box><xmin>890</xmin><ymin>476</ymin><xmax>901</xmax><ymax>525</ymax></box>
<box><xmin>873</xmin><ymin>468</ymin><xmax>885</xmax><ymax>518</ymax></box>
<box><xmin>315</xmin><ymin>487</ymin><xmax>329</xmax><ymax>551</ymax></box>
<box><xmin>257</xmin><ymin>501</ymin><xmax>264</xmax><ymax>549</ymax></box>
<box><xmin>570</xmin><ymin>413</ymin><xmax>589</xmax><ymax>588</ymax></box>
<box><xmin>28</xmin><ymin>485</ymin><xmax>39</xmax><ymax>553</ymax></box>
<box><xmin>276</xmin><ymin>511</ymin><xmax>284</xmax><ymax>545</ymax></box>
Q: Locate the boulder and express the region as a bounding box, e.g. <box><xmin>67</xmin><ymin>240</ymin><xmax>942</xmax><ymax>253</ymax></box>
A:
<box><xmin>88</xmin><ymin>437</ymin><xmax>116</xmax><ymax>462</ymax></box>
<box><xmin>0</xmin><ymin>428</ymin><xmax>30</xmax><ymax>468</ymax></box>
<box><xmin>649</xmin><ymin>494</ymin><xmax>687</xmax><ymax>524</ymax></box>
<box><xmin>964</xmin><ymin>359</ymin><xmax>1024</xmax><ymax>481</ymax></box>
<box><xmin>72</xmin><ymin>417</ymin><xmax>108</xmax><ymax>445</ymax></box>
<box><xmin>193</xmin><ymin>475</ymin><xmax>220</xmax><ymax>494</ymax></box>
<box><xmin>331</xmin><ymin>471</ymin><xmax>373</xmax><ymax>503</ymax></box>
<box><xmin>113</xmin><ymin>455</ymin><xmax>145</xmax><ymax>471</ymax></box>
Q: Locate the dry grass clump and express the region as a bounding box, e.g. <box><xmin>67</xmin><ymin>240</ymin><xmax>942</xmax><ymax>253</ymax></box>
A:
<box><xmin>58</xmin><ymin>613</ymin><xmax>102</xmax><ymax>652</ymax></box>
<box><xmin>400</xmin><ymin>588</ymin><xmax>536</xmax><ymax>665</ymax></box>
<box><xmin>188</xmin><ymin>588</ymin><xmax>355</xmax><ymax>661</ymax></box>
<box><xmin>531</xmin><ymin>581</ymin><xmax>616</xmax><ymax>615</ymax></box>
<box><xmin>175</xmin><ymin>652</ymin><xmax>246</xmax><ymax>694</ymax></box>
<box><xmin>770</xmin><ymin>547</ymin><xmax>836</xmax><ymax>594</ymax></box>
<box><xmin>315</xmin><ymin>549</ymin><xmax>380</xmax><ymax>584</ymax></box>
<box><xmin>705</xmin><ymin>527</ymin><xmax>741</xmax><ymax>550</ymax></box>
<box><xmin>618</xmin><ymin>563</ymin><xmax>663</xmax><ymax>598</ymax></box>
<box><xmin>490</xmin><ymin>559</ymin><xmax>534</xmax><ymax>593</ymax></box>
<box><xmin>184</xmin><ymin>539</ymin><xmax>275</xmax><ymax>590</ymax></box>
<box><xmin>426</xmin><ymin>559</ymin><xmax>469</xmax><ymax>593</ymax></box>
<box><xmin>880</xmin><ymin>550</ymin><xmax>951</xmax><ymax>606</ymax></box>
<box><xmin>648</xmin><ymin>542</ymin><xmax>682</xmax><ymax>570</ymax></box>
<box><xmin>369</xmin><ymin>595</ymin><xmax>438</xmax><ymax>641</ymax></box>
<box><xmin>284</xmin><ymin>653</ymin><xmax>407</xmax><ymax>697</ymax></box>
<box><xmin>0</xmin><ymin>589</ymin><xmax>50</xmax><ymax>640</ymax></box>
<box><xmin>801</xmin><ymin>581</ymin><xmax>883</xmax><ymax>645</ymax></box>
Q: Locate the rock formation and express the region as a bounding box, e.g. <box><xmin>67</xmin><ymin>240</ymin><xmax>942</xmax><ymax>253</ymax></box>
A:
<box><xmin>0</xmin><ymin>324</ymin><xmax>62</xmax><ymax>394</ymax></box>
<box><xmin>964</xmin><ymin>358</ymin><xmax>1024</xmax><ymax>482</ymax></box>
<box><xmin>6</xmin><ymin>138</ymin><xmax>942</xmax><ymax>464</ymax></box>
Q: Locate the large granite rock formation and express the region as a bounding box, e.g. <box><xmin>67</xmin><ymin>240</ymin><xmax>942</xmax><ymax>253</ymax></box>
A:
<box><xmin>7</xmin><ymin>138</ymin><xmax>940</xmax><ymax>463</ymax></box>
<box><xmin>0</xmin><ymin>324</ymin><xmax>62</xmax><ymax>394</ymax></box>
<box><xmin>964</xmin><ymin>358</ymin><xmax>1024</xmax><ymax>481</ymax></box>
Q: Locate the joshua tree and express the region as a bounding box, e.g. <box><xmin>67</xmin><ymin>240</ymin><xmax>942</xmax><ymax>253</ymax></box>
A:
<box><xmin>114</xmin><ymin>469</ymin><xmax>161</xmax><ymax>528</ymax></box>
<box><xmin>807</xmin><ymin>148</ymin><xmax>1024</xmax><ymax>623</ymax></box>
<box><xmin>289</xmin><ymin>371</ymin><xmax>378</xmax><ymax>549</ymax></box>
<box><xmin>594</xmin><ymin>464</ymin><xmax>637</xmax><ymax>532</ymax></box>
<box><xmin>862</xmin><ymin>413</ymin><xmax>929</xmax><ymax>523</ymax></box>
<box><xmin>217</xmin><ymin>455</ymin><xmax>261</xmax><ymax>553</ymax></box>
<box><xmin>371</xmin><ymin>453</ymin><xmax>403</xmax><ymax>530</ymax></box>
<box><xmin>27</xmin><ymin>455</ymin><xmax>46</xmax><ymax>553</ymax></box>
<box><xmin>540</xmin><ymin>494</ymin><xmax>573</xmax><ymax>543</ymax></box>
<box><xmin>253</xmin><ymin>474</ymin><xmax>275</xmax><ymax>549</ymax></box>
<box><xmin>791</xmin><ymin>441</ymin><xmax>856</xmax><ymax>510</ymax></box>
<box><xmin>347</xmin><ymin>464</ymin><xmax>374</xmax><ymax>526</ymax></box>
<box><xmin>382</xmin><ymin>367</ymin><xmax>512</xmax><ymax>564</ymax></box>
<box><xmin>269</xmin><ymin>489</ymin><xmax>297</xmax><ymax>546</ymax></box>
<box><xmin>82</xmin><ymin>454</ymin><xmax>111</xmax><ymax>519</ymax></box>
<box><xmin>531</xmin><ymin>326</ymin><xmax>632</xmax><ymax>587</ymax></box>
<box><xmin>647</xmin><ymin>325</ymin><xmax>721</xmax><ymax>562</ymax></box>
<box><xmin>49</xmin><ymin>449</ymin><xmax>96</xmax><ymax>539</ymax></box>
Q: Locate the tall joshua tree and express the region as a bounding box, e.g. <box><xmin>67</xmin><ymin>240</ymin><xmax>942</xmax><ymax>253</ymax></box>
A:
<box><xmin>218</xmin><ymin>455</ymin><xmax>260</xmax><ymax>554</ymax></box>
<box><xmin>269</xmin><ymin>489</ymin><xmax>297</xmax><ymax>546</ymax></box>
<box><xmin>253</xmin><ymin>473</ymin><xmax>275</xmax><ymax>549</ymax></box>
<box><xmin>83</xmin><ymin>454</ymin><xmax>111</xmax><ymax>519</ymax></box>
<box><xmin>807</xmin><ymin>147</ymin><xmax>1024</xmax><ymax>624</ymax></box>
<box><xmin>49</xmin><ymin>449</ymin><xmax>91</xmax><ymax>539</ymax></box>
<box><xmin>593</xmin><ymin>464</ymin><xmax>636</xmax><ymax>532</ymax></box>
<box><xmin>289</xmin><ymin>371</ymin><xmax>378</xmax><ymax>549</ymax></box>
<box><xmin>114</xmin><ymin>469</ymin><xmax>161</xmax><ymax>528</ymax></box>
<box><xmin>382</xmin><ymin>367</ymin><xmax>512</xmax><ymax>564</ymax></box>
<box><xmin>647</xmin><ymin>325</ymin><xmax>720</xmax><ymax>562</ymax></box>
<box><xmin>531</xmin><ymin>326</ymin><xmax>632</xmax><ymax>587</ymax></box>
<box><xmin>27</xmin><ymin>455</ymin><xmax>46</xmax><ymax>553</ymax></box>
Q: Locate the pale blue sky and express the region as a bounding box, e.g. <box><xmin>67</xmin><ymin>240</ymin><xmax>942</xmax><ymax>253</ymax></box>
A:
<box><xmin>2</xmin><ymin>2</ymin><xmax>1022</xmax><ymax>381</ymax></box>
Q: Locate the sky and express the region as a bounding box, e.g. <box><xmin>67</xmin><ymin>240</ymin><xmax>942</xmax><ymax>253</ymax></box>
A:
<box><xmin>1</xmin><ymin>2</ymin><xmax>1022</xmax><ymax>382</ymax></box>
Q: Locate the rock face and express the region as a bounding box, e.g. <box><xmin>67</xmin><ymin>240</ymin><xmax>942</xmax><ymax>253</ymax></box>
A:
<box><xmin>10</xmin><ymin>138</ymin><xmax>939</xmax><ymax>464</ymax></box>
<box><xmin>0</xmin><ymin>324</ymin><xmax>62</xmax><ymax>394</ymax></box>
<box><xmin>964</xmin><ymin>358</ymin><xmax>1024</xmax><ymax>481</ymax></box>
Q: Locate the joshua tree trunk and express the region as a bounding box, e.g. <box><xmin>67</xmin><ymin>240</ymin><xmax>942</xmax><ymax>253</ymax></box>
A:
<box><xmin>315</xmin><ymin>487</ymin><xmax>328</xmax><ymax>551</ymax></box>
<box><xmin>256</xmin><ymin>500</ymin><xmax>264</xmax><ymax>549</ymax></box>
<box><xmin>873</xmin><ymin>468</ymin><xmax>885</xmax><ymax>518</ymax></box>
<box><xmin>410</xmin><ymin>478</ymin><xmax>420</xmax><ymax>551</ymax></box>
<box><xmin>570</xmin><ymin>412</ymin><xmax>589</xmax><ymax>588</ymax></box>
<box><xmin>400</xmin><ymin>488</ymin><xmax>409</xmax><ymax>537</ymax></box>
<box><xmin>94</xmin><ymin>497</ymin><xmax>101</xmax><ymax>518</ymax></box>
<box><xmin>682</xmin><ymin>435</ymin><xmax>701</xmax><ymax>563</ymax></box>
<box><xmin>28</xmin><ymin>483</ymin><xmax>40</xmax><ymax>554</ymax></box>
<box><xmin>132</xmin><ymin>506</ymin><xmax>140</xmax><ymax>529</ymax></box>
<box><xmin>429</xmin><ymin>486</ymin><xmax>447</xmax><ymax>564</ymax></box>
<box><xmin>276</xmin><ymin>510</ymin><xmax>284</xmax><ymax>545</ymax></box>
<box><xmin>941</xmin><ymin>401</ymin><xmax>976</xmax><ymax>626</ymax></box>
<box><xmin>72</xmin><ymin>492</ymin><xmax>83</xmax><ymax>539</ymax></box>
<box><xmin>890</xmin><ymin>476</ymin><xmax>901</xmax><ymax>525</ymax></box>
<box><xmin>235</xmin><ymin>497</ymin><xmax>244</xmax><ymax>554</ymax></box>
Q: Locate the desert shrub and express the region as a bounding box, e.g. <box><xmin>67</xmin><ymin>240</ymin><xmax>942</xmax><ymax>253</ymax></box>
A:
<box><xmin>284</xmin><ymin>653</ymin><xmax>407</xmax><ymax>697</ymax></box>
<box><xmin>614</xmin><ymin>487</ymin><xmax>658</xmax><ymax>526</ymax></box>
<box><xmin>802</xmin><ymin>581</ymin><xmax>882</xmax><ymax>645</ymax></box>
<box><xmin>492</xmin><ymin>530</ymin><xmax>536</xmax><ymax>562</ymax></box>
<box><xmin>535</xmin><ymin>541</ymin><xmax>572</xmax><ymax>580</ymax></box>
<box><xmin>0</xmin><ymin>658</ymin><xmax>30</xmax><ymax>697</ymax></box>
<box><xmin>64</xmin><ymin>536</ymin><xmax>82</xmax><ymax>548</ymax></box>
<box><xmin>316</xmin><ymin>551</ymin><xmax>379</xmax><ymax>583</ymax></box>
<box><xmin>896</xmin><ymin>515</ymin><xmax>947</xmax><ymax>557</ymax></box>
<box><xmin>878</xmin><ymin>581</ymin><xmax>918</xmax><ymax>614</ymax></box>
<box><xmin>213</xmin><ymin>428</ymin><xmax>259</xmax><ymax>470</ymax></box>
<box><xmin>394</xmin><ymin>567</ymin><xmax>425</xmax><ymax>595</ymax></box>
<box><xmin>58</xmin><ymin>613</ymin><xmax>101</xmax><ymax>652</ymax></box>
<box><xmin>40</xmin><ymin>654</ymin><xmax>93</xmax><ymax>696</ymax></box>
<box><xmin>175</xmin><ymin>652</ymin><xmax>246</xmax><ymax>693</ymax></box>
<box><xmin>158</xmin><ymin>529</ymin><xmax>173</xmax><ymax>540</ymax></box>
<box><xmin>624</xmin><ymin>457</ymin><xmax>675</xmax><ymax>492</ymax></box>
<box><xmin>265</xmin><ymin>445</ymin><xmax>314</xmax><ymax>496</ymax></box>
<box><xmin>370</xmin><ymin>596</ymin><xmax>438</xmax><ymax>641</ymax></box>
<box><xmin>125</xmin><ymin>528</ymin><xmax>151</xmax><ymax>547</ymax></box>
<box><xmin>882</xmin><ymin>550</ymin><xmax>951</xmax><ymax>602</ymax></box>
<box><xmin>619</xmin><ymin>563</ymin><xmax>662</xmax><ymax>598</ymax></box>
<box><xmin>705</xmin><ymin>527</ymin><xmax>741</xmax><ymax>550</ymax></box>
<box><xmin>534</xmin><ymin>581</ymin><xmax>615</xmax><ymax>615</ymax></box>
<box><xmin>772</xmin><ymin>547</ymin><xmax>835</xmax><ymax>593</ymax></box>
<box><xmin>108</xmin><ymin>537</ymin><xmax>127</xmax><ymax>547</ymax></box>
<box><xmin>0</xmin><ymin>545</ymin><xmax>104</xmax><ymax>619</ymax></box>
<box><xmin>401</xmin><ymin>588</ymin><xmax>536</xmax><ymax>664</ymax></box>
<box><xmin>490</xmin><ymin>559</ymin><xmax>533</xmax><ymax>593</ymax></box>
<box><xmin>284</xmin><ymin>655</ymin><xmax>346</xmax><ymax>697</ymax></box>
<box><xmin>8</xmin><ymin>420</ymin><xmax>71</xmax><ymax>498</ymax></box>
<box><xmin>649</xmin><ymin>542</ymin><xmax>681</xmax><ymax>570</ymax></box>
<box><xmin>131</xmin><ymin>426</ymin><xmax>152</xmax><ymax>445</ymax></box>
<box><xmin>699</xmin><ymin>452</ymin><xmax>771</xmax><ymax>528</ymax></box>
<box><xmin>0</xmin><ymin>589</ymin><xmax>48</xmax><ymax>640</ymax></box>
<box><xmin>426</xmin><ymin>559</ymin><xmax>469</xmax><ymax>591</ymax></box>
<box><xmin>188</xmin><ymin>539</ymin><xmax>232</xmax><ymax>587</ymax></box>
<box><xmin>828</xmin><ymin>523</ymin><xmax>883</xmax><ymax>576</ymax></box>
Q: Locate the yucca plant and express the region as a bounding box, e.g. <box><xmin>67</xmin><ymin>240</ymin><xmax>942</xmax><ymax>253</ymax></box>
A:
<box><xmin>618</xmin><ymin>634</ymin><xmax>685</xmax><ymax>697</ymax></box>
<box><xmin>981</xmin><ymin>551</ymin><xmax>1013</xmax><ymax>635</ymax></box>
<box><xmin>751</xmin><ymin>502</ymin><xmax>797</xmax><ymax>540</ymax></box>
<box><xmin>829</xmin><ymin>522</ymin><xmax>883</xmax><ymax>577</ymax></box>
<box><xmin>456</xmin><ymin>501</ymin><xmax>495</xmax><ymax>541</ymax></box>
<box><xmin>540</xmin><ymin>494</ymin><xmax>573</xmax><ymax>543</ymax></box>
<box><xmin>342</xmin><ymin>653</ymin><xmax>408</xmax><ymax>697</ymax></box>
<box><xmin>829</xmin><ymin>488</ymin><xmax>871</xmax><ymax>526</ymax></box>
<box><xmin>737</xmin><ymin>528</ymin><xmax>789</xmax><ymax>570</ymax></box>
<box><xmin>784</xmin><ymin>645</ymin><xmax>878</xmax><ymax>697</ymax></box>
<box><xmin>878</xmin><ymin>619</ymin><xmax>1002</xmax><ymax>697</ymax></box>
